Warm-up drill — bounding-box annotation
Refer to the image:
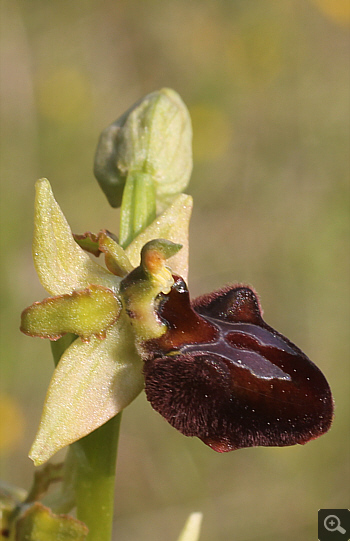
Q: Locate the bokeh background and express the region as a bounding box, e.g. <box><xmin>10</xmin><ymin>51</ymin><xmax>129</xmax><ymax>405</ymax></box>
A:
<box><xmin>0</xmin><ymin>1</ymin><xmax>349</xmax><ymax>539</ymax></box>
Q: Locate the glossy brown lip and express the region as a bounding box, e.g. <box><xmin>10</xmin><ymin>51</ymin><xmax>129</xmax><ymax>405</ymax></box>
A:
<box><xmin>143</xmin><ymin>276</ymin><xmax>334</xmax><ymax>452</ymax></box>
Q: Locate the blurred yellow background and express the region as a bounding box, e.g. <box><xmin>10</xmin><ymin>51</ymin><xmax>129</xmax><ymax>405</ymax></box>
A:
<box><xmin>0</xmin><ymin>1</ymin><xmax>349</xmax><ymax>540</ymax></box>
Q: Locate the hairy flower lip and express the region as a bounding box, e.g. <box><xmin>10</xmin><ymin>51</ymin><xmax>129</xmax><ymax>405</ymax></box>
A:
<box><xmin>143</xmin><ymin>275</ymin><xmax>334</xmax><ymax>452</ymax></box>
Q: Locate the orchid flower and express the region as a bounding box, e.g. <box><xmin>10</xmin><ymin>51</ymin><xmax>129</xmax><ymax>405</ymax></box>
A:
<box><xmin>16</xmin><ymin>86</ymin><xmax>333</xmax><ymax>541</ymax></box>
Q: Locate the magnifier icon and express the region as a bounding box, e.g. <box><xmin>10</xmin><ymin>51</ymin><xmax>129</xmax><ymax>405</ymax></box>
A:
<box><xmin>324</xmin><ymin>515</ymin><xmax>346</xmax><ymax>534</ymax></box>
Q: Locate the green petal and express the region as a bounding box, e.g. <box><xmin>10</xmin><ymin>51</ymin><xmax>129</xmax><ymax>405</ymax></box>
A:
<box><xmin>29</xmin><ymin>315</ymin><xmax>143</xmax><ymax>466</ymax></box>
<box><xmin>98</xmin><ymin>231</ymin><xmax>133</xmax><ymax>276</ymax></box>
<box><xmin>73</xmin><ymin>230</ymin><xmax>133</xmax><ymax>277</ymax></box>
<box><xmin>125</xmin><ymin>193</ymin><xmax>192</xmax><ymax>281</ymax></box>
<box><xmin>21</xmin><ymin>285</ymin><xmax>120</xmax><ymax>341</ymax></box>
<box><xmin>33</xmin><ymin>179</ymin><xmax>118</xmax><ymax>295</ymax></box>
<box><xmin>73</xmin><ymin>231</ymin><xmax>102</xmax><ymax>257</ymax></box>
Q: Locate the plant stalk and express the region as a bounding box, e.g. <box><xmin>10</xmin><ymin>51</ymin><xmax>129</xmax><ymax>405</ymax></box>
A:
<box><xmin>71</xmin><ymin>414</ymin><xmax>122</xmax><ymax>541</ymax></box>
<box><xmin>119</xmin><ymin>171</ymin><xmax>156</xmax><ymax>248</ymax></box>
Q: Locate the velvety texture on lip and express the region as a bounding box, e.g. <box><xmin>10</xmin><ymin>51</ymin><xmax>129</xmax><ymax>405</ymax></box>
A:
<box><xmin>143</xmin><ymin>276</ymin><xmax>334</xmax><ymax>452</ymax></box>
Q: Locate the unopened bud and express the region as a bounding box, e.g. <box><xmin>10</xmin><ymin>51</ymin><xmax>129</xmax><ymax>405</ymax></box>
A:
<box><xmin>94</xmin><ymin>88</ymin><xmax>192</xmax><ymax>209</ymax></box>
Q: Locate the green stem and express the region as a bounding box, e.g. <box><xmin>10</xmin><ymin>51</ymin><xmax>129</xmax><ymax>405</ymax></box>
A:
<box><xmin>119</xmin><ymin>171</ymin><xmax>156</xmax><ymax>248</ymax></box>
<box><xmin>71</xmin><ymin>414</ymin><xmax>122</xmax><ymax>541</ymax></box>
<box><xmin>51</xmin><ymin>334</ymin><xmax>77</xmax><ymax>366</ymax></box>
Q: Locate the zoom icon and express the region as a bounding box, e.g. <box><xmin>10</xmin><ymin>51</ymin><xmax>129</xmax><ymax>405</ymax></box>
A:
<box><xmin>319</xmin><ymin>509</ymin><xmax>350</xmax><ymax>541</ymax></box>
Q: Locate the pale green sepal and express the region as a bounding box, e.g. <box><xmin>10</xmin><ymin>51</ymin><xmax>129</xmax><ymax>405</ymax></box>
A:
<box><xmin>125</xmin><ymin>193</ymin><xmax>192</xmax><ymax>281</ymax></box>
<box><xmin>33</xmin><ymin>179</ymin><xmax>118</xmax><ymax>295</ymax></box>
<box><xmin>21</xmin><ymin>285</ymin><xmax>120</xmax><ymax>341</ymax></box>
<box><xmin>29</xmin><ymin>315</ymin><xmax>143</xmax><ymax>466</ymax></box>
<box><xmin>15</xmin><ymin>502</ymin><xmax>88</xmax><ymax>540</ymax></box>
<box><xmin>176</xmin><ymin>512</ymin><xmax>203</xmax><ymax>541</ymax></box>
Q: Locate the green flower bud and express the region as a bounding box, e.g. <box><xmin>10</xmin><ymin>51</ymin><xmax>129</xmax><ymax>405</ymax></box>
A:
<box><xmin>94</xmin><ymin>88</ymin><xmax>192</xmax><ymax>209</ymax></box>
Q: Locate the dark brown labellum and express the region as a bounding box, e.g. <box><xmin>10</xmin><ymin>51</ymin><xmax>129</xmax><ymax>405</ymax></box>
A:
<box><xmin>143</xmin><ymin>276</ymin><xmax>334</xmax><ymax>452</ymax></box>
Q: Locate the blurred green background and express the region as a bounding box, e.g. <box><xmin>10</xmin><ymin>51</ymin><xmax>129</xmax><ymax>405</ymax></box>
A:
<box><xmin>0</xmin><ymin>0</ymin><xmax>349</xmax><ymax>539</ymax></box>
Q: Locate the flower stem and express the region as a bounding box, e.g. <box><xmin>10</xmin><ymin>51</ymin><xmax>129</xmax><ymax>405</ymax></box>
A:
<box><xmin>119</xmin><ymin>171</ymin><xmax>156</xmax><ymax>248</ymax></box>
<box><xmin>71</xmin><ymin>414</ymin><xmax>122</xmax><ymax>541</ymax></box>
